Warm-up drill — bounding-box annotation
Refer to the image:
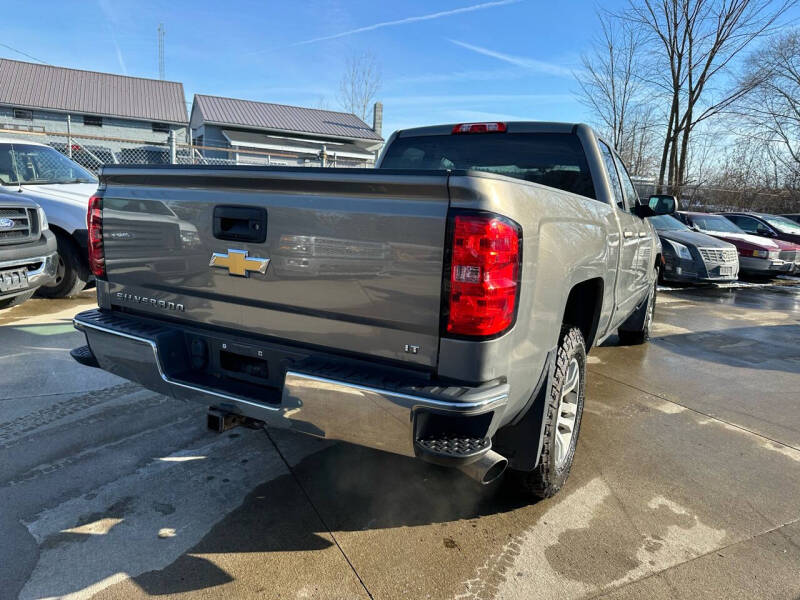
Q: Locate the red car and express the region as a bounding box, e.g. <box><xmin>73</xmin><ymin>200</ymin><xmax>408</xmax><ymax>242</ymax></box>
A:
<box><xmin>722</xmin><ymin>212</ymin><xmax>800</xmax><ymax>245</ymax></box>
<box><xmin>676</xmin><ymin>212</ymin><xmax>800</xmax><ymax>276</ymax></box>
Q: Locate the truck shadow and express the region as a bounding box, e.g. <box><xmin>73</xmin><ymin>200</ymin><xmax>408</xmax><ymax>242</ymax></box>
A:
<box><xmin>128</xmin><ymin>440</ymin><xmax>531</xmax><ymax>596</ymax></box>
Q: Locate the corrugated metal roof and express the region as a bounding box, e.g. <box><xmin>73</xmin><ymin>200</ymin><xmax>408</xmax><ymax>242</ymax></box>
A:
<box><xmin>194</xmin><ymin>94</ymin><xmax>382</xmax><ymax>141</ymax></box>
<box><xmin>0</xmin><ymin>59</ymin><xmax>188</xmax><ymax>124</ymax></box>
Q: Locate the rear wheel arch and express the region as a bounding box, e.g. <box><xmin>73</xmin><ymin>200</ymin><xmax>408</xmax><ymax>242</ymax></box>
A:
<box><xmin>35</xmin><ymin>227</ymin><xmax>90</xmax><ymax>298</ymax></box>
<box><xmin>48</xmin><ymin>224</ymin><xmax>89</xmax><ymax>268</ymax></box>
<box><xmin>561</xmin><ymin>278</ymin><xmax>604</xmax><ymax>349</ymax></box>
<box><xmin>493</xmin><ymin>278</ymin><xmax>601</xmax><ymax>474</ymax></box>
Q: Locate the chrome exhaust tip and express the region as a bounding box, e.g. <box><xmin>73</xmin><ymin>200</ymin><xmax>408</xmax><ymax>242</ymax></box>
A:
<box><xmin>457</xmin><ymin>449</ymin><xmax>508</xmax><ymax>485</ymax></box>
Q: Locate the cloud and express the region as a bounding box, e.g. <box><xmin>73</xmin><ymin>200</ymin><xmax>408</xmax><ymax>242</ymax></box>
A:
<box><xmin>382</xmin><ymin>93</ymin><xmax>575</xmax><ymax>106</ymax></box>
<box><xmin>448</xmin><ymin>39</ymin><xmax>572</xmax><ymax>77</ymax></box>
<box><xmin>286</xmin><ymin>0</ymin><xmax>522</xmax><ymax>48</ymax></box>
<box><xmin>97</xmin><ymin>0</ymin><xmax>127</xmax><ymax>74</ymax></box>
<box><xmin>387</xmin><ymin>68</ymin><xmax>527</xmax><ymax>87</ymax></box>
<box><xmin>113</xmin><ymin>43</ymin><xmax>127</xmax><ymax>75</ymax></box>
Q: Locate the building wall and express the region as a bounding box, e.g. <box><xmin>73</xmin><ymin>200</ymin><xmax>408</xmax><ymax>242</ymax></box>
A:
<box><xmin>194</xmin><ymin>123</ymin><xmax>227</xmax><ymax>147</ymax></box>
<box><xmin>194</xmin><ymin>124</ymin><xmax>307</xmax><ymax>166</ymax></box>
<box><xmin>193</xmin><ymin>124</ymin><xmax>372</xmax><ymax>167</ymax></box>
<box><xmin>0</xmin><ymin>105</ymin><xmax>188</xmax><ymax>143</ymax></box>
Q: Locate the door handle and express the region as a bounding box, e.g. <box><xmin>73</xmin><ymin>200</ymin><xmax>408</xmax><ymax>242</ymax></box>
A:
<box><xmin>623</xmin><ymin>231</ymin><xmax>634</xmax><ymax>239</ymax></box>
<box><xmin>638</xmin><ymin>232</ymin><xmax>648</xmax><ymax>238</ymax></box>
<box><xmin>213</xmin><ymin>206</ymin><xmax>267</xmax><ymax>243</ymax></box>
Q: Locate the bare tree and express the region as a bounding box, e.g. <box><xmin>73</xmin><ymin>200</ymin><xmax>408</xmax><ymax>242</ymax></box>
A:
<box><xmin>624</xmin><ymin>0</ymin><xmax>795</xmax><ymax>196</ymax></box>
<box><xmin>577</xmin><ymin>13</ymin><xmax>643</xmax><ymax>149</ymax></box>
<box><xmin>337</xmin><ymin>52</ymin><xmax>382</xmax><ymax>121</ymax></box>
<box><xmin>315</xmin><ymin>95</ymin><xmax>332</xmax><ymax>111</ymax></box>
<box><xmin>576</xmin><ymin>11</ymin><xmax>661</xmax><ymax>177</ymax></box>
<box><xmin>739</xmin><ymin>28</ymin><xmax>800</xmax><ymax>186</ymax></box>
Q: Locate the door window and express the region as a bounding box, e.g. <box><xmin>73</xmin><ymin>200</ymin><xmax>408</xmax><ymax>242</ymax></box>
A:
<box><xmin>731</xmin><ymin>215</ymin><xmax>771</xmax><ymax>235</ymax></box>
<box><xmin>612</xmin><ymin>153</ymin><xmax>639</xmax><ymax>214</ymax></box>
<box><xmin>598</xmin><ymin>141</ymin><xmax>624</xmax><ymax>210</ymax></box>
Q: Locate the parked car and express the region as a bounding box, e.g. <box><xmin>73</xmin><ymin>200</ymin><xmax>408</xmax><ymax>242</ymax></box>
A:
<box><xmin>0</xmin><ymin>138</ymin><xmax>98</xmax><ymax>297</ymax></box>
<box><xmin>72</xmin><ymin>121</ymin><xmax>670</xmax><ymax>500</ymax></box>
<box><xmin>649</xmin><ymin>214</ymin><xmax>738</xmax><ymax>283</ymax></box>
<box><xmin>676</xmin><ymin>211</ymin><xmax>800</xmax><ymax>276</ymax></box>
<box><xmin>0</xmin><ymin>195</ymin><xmax>58</xmax><ymax>309</ymax></box>
<box><xmin>782</xmin><ymin>214</ymin><xmax>800</xmax><ymax>224</ymax></box>
<box><xmin>721</xmin><ymin>212</ymin><xmax>800</xmax><ymax>245</ymax></box>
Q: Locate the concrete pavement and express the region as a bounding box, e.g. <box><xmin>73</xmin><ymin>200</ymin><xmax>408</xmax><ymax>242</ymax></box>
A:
<box><xmin>1</xmin><ymin>283</ymin><xmax>799</xmax><ymax>600</ymax></box>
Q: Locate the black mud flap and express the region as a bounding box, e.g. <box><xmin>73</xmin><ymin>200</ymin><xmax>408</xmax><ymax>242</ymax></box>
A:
<box><xmin>492</xmin><ymin>348</ymin><xmax>556</xmax><ymax>471</ymax></box>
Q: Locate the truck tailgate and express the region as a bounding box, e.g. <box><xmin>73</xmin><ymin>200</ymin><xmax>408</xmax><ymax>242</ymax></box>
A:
<box><xmin>99</xmin><ymin>167</ymin><xmax>450</xmax><ymax>367</ymax></box>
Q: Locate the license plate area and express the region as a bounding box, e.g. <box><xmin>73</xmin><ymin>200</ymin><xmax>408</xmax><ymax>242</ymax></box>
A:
<box><xmin>179</xmin><ymin>333</ymin><xmax>309</xmax><ymax>405</ymax></box>
<box><xmin>220</xmin><ymin>348</ymin><xmax>270</xmax><ymax>384</ymax></box>
<box><xmin>0</xmin><ymin>267</ymin><xmax>29</xmax><ymax>292</ymax></box>
<box><xmin>718</xmin><ymin>266</ymin><xmax>734</xmax><ymax>276</ymax></box>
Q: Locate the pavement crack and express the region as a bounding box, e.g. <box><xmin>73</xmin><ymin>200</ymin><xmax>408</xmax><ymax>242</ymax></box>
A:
<box><xmin>262</xmin><ymin>428</ymin><xmax>374</xmax><ymax>600</ymax></box>
<box><xmin>589</xmin><ymin>369</ymin><xmax>800</xmax><ymax>454</ymax></box>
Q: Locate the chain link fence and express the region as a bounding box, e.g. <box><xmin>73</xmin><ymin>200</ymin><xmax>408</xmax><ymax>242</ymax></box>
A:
<box><xmin>2</xmin><ymin>128</ymin><xmax>796</xmax><ymax>213</ymax></box>
<box><xmin>634</xmin><ymin>181</ymin><xmax>800</xmax><ymax>214</ymax></box>
<box><xmin>0</xmin><ymin>128</ymin><xmax>372</xmax><ymax>173</ymax></box>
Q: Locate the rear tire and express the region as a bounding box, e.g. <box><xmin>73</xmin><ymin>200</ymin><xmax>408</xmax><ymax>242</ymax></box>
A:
<box><xmin>618</xmin><ymin>271</ymin><xmax>657</xmax><ymax>345</ymax></box>
<box><xmin>0</xmin><ymin>290</ymin><xmax>36</xmax><ymax>310</ymax></box>
<box><xmin>35</xmin><ymin>231</ymin><xmax>89</xmax><ymax>299</ymax></box>
<box><xmin>510</xmin><ymin>325</ymin><xmax>586</xmax><ymax>499</ymax></box>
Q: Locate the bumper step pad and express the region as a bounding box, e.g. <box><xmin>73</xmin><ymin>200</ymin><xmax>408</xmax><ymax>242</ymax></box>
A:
<box><xmin>70</xmin><ymin>344</ymin><xmax>100</xmax><ymax>369</ymax></box>
<box><xmin>416</xmin><ymin>435</ymin><xmax>490</xmax><ymax>458</ymax></box>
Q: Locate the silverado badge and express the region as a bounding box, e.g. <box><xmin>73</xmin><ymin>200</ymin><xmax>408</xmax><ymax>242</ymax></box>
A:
<box><xmin>209</xmin><ymin>249</ymin><xmax>270</xmax><ymax>277</ymax></box>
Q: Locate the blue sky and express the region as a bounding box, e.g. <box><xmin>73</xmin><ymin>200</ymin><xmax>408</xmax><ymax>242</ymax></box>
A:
<box><xmin>4</xmin><ymin>0</ymin><xmax>798</xmax><ymax>136</ymax></box>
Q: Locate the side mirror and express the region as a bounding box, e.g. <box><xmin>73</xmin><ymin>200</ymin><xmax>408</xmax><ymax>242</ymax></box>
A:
<box><xmin>648</xmin><ymin>194</ymin><xmax>678</xmax><ymax>215</ymax></box>
<box><xmin>633</xmin><ymin>194</ymin><xmax>678</xmax><ymax>219</ymax></box>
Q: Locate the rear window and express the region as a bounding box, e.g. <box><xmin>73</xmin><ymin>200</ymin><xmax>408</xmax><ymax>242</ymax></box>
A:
<box><xmin>380</xmin><ymin>132</ymin><xmax>596</xmax><ymax>199</ymax></box>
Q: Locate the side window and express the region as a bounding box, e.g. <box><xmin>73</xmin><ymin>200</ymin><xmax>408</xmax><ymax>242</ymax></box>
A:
<box><xmin>613</xmin><ymin>153</ymin><xmax>638</xmax><ymax>213</ymax></box>
<box><xmin>734</xmin><ymin>216</ymin><xmax>762</xmax><ymax>234</ymax></box>
<box><xmin>0</xmin><ymin>147</ymin><xmax>15</xmax><ymax>183</ymax></box>
<box><xmin>598</xmin><ymin>141</ymin><xmax>624</xmax><ymax>210</ymax></box>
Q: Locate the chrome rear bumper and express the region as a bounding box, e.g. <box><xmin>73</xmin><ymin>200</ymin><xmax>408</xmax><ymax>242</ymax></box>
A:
<box><xmin>73</xmin><ymin>310</ymin><xmax>508</xmax><ymax>458</ymax></box>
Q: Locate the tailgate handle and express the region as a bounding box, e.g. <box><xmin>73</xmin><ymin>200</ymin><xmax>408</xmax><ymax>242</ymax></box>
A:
<box><xmin>213</xmin><ymin>206</ymin><xmax>267</xmax><ymax>243</ymax></box>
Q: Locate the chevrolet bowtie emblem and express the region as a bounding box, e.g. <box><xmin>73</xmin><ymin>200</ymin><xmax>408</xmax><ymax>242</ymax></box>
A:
<box><xmin>209</xmin><ymin>249</ymin><xmax>270</xmax><ymax>277</ymax></box>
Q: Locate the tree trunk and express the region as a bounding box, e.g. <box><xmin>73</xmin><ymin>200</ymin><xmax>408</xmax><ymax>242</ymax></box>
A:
<box><xmin>658</xmin><ymin>103</ymin><xmax>676</xmax><ymax>191</ymax></box>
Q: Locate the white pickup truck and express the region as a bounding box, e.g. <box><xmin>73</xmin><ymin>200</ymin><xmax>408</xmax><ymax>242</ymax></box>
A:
<box><xmin>0</xmin><ymin>137</ymin><xmax>97</xmax><ymax>297</ymax></box>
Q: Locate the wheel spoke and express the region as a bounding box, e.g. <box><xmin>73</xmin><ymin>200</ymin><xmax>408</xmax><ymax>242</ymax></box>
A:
<box><xmin>554</xmin><ymin>429</ymin><xmax>565</xmax><ymax>463</ymax></box>
<box><xmin>554</xmin><ymin>357</ymin><xmax>581</xmax><ymax>468</ymax></box>
<box><xmin>562</xmin><ymin>361</ymin><xmax>579</xmax><ymax>399</ymax></box>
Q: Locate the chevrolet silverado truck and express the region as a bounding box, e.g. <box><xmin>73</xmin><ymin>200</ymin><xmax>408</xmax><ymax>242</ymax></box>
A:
<box><xmin>71</xmin><ymin>121</ymin><xmax>672</xmax><ymax>498</ymax></box>
<box><xmin>0</xmin><ymin>194</ymin><xmax>57</xmax><ymax>309</ymax></box>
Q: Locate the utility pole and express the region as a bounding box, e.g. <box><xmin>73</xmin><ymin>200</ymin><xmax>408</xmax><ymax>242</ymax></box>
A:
<box><xmin>158</xmin><ymin>24</ymin><xmax>165</xmax><ymax>80</ymax></box>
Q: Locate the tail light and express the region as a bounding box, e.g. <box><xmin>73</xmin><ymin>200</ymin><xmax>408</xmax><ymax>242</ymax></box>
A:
<box><xmin>452</xmin><ymin>122</ymin><xmax>507</xmax><ymax>134</ymax></box>
<box><xmin>444</xmin><ymin>212</ymin><xmax>521</xmax><ymax>338</ymax></box>
<box><xmin>87</xmin><ymin>195</ymin><xmax>105</xmax><ymax>277</ymax></box>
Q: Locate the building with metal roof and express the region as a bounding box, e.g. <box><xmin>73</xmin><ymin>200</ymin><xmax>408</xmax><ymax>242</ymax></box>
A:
<box><xmin>0</xmin><ymin>58</ymin><xmax>188</xmax><ymax>145</ymax></box>
<box><xmin>190</xmin><ymin>94</ymin><xmax>384</xmax><ymax>167</ymax></box>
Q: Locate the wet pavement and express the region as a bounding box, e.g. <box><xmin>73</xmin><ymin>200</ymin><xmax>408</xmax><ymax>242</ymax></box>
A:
<box><xmin>1</xmin><ymin>283</ymin><xmax>799</xmax><ymax>600</ymax></box>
